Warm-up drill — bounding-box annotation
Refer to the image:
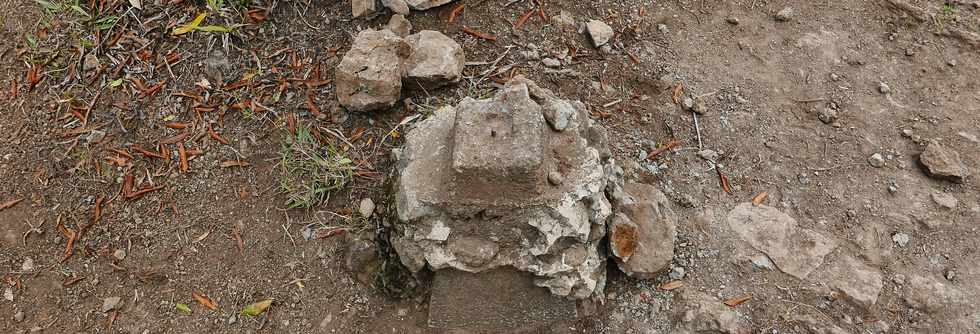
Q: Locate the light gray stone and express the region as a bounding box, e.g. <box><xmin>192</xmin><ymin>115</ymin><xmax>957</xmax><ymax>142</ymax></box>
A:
<box><xmin>404</xmin><ymin>30</ymin><xmax>465</xmax><ymax>88</ymax></box>
<box><xmin>586</xmin><ymin>20</ymin><xmax>614</xmax><ymax>47</ymax></box>
<box><xmin>726</xmin><ymin>203</ymin><xmax>837</xmax><ymax>280</ymax></box>
<box><xmin>335</xmin><ymin>29</ymin><xmax>410</xmax><ymax>112</ymax></box>
<box><xmin>386</xmin><ymin>14</ymin><xmax>412</xmax><ymax>37</ymax></box>
<box><xmin>775</xmin><ymin>7</ymin><xmax>794</xmax><ymax>21</ymax></box>
<box><xmin>102</xmin><ymin>296</ymin><xmax>123</xmax><ymax>313</ymax></box>
<box><xmin>381</xmin><ymin>0</ymin><xmax>410</xmax><ymax>15</ymax></box>
<box><xmin>868</xmin><ymin>153</ymin><xmax>885</xmax><ymax>168</ymax></box>
<box><xmin>920</xmin><ymin>142</ymin><xmax>970</xmax><ymax>183</ymax></box>
<box><xmin>351</xmin><ymin>0</ymin><xmax>377</xmax><ymax>18</ymax></box>
<box><xmin>405</xmin><ymin>0</ymin><xmax>454</xmax><ymax>10</ymax></box>
<box><xmin>359</xmin><ymin>198</ymin><xmax>376</xmax><ymax>218</ymax></box>
<box><xmin>813</xmin><ymin>253</ymin><xmax>883</xmax><ymax>309</ymax></box>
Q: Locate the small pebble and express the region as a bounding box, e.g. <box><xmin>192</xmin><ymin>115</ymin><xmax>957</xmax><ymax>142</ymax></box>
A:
<box><xmin>944</xmin><ymin>270</ymin><xmax>956</xmax><ymax>281</ymax></box>
<box><xmin>541</xmin><ymin>58</ymin><xmax>561</xmax><ymax>68</ymax></box>
<box><xmin>112</xmin><ymin>249</ymin><xmax>127</xmax><ymax>261</ymax></box>
<box><xmin>14</xmin><ymin>310</ymin><xmax>25</xmax><ymax>322</ymax></box>
<box><xmin>892</xmin><ymin>233</ymin><xmax>910</xmax><ymax>247</ymax></box>
<box><xmin>548</xmin><ymin>171</ymin><xmax>564</xmax><ymax>186</ymax></box>
<box><xmin>726</xmin><ymin>17</ymin><xmax>740</xmax><ymax>25</ymax></box>
<box><xmin>868</xmin><ymin>153</ymin><xmax>885</xmax><ymax>168</ymax></box>
<box><xmin>668</xmin><ymin>266</ymin><xmax>686</xmax><ymax>280</ymax></box>
<box><xmin>878</xmin><ymin>82</ymin><xmax>891</xmax><ymax>94</ymax></box>
<box><xmin>657</xmin><ymin>24</ymin><xmax>669</xmax><ymax>34</ymax></box>
<box><xmin>775</xmin><ymin>7</ymin><xmax>794</xmax><ymax>21</ymax></box>
<box><xmin>359</xmin><ymin>198</ymin><xmax>376</xmax><ymax>218</ymax></box>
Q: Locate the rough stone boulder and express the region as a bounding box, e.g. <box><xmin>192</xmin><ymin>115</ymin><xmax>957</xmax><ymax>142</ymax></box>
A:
<box><xmin>403</xmin><ymin>30</ymin><xmax>465</xmax><ymax>88</ymax></box>
<box><xmin>335</xmin><ymin>29</ymin><xmax>409</xmax><ymax>112</ymax></box>
<box><xmin>919</xmin><ymin>141</ymin><xmax>970</xmax><ymax>183</ymax></box>
<box><xmin>392</xmin><ymin>76</ymin><xmax>615</xmax><ymax>300</ymax></box>
<box><xmin>608</xmin><ymin>182</ymin><xmax>677</xmax><ymax>279</ymax></box>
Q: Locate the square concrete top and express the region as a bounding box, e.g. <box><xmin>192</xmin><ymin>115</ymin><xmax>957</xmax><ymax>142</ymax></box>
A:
<box><xmin>451</xmin><ymin>84</ymin><xmax>545</xmax><ymax>184</ymax></box>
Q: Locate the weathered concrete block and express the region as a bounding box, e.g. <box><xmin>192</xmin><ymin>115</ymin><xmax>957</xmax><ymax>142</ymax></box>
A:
<box><xmin>428</xmin><ymin>268</ymin><xmax>577</xmax><ymax>330</ymax></box>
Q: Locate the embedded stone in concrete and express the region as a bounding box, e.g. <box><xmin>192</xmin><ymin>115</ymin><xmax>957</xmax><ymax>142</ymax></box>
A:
<box><xmin>428</xmin><ymin>268</ymin><xmax>577</xmax><ymax>330</ymax></box>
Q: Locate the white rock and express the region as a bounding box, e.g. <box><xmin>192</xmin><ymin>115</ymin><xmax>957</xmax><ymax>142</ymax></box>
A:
<box><xmin>335</xmin><ymin>29</ymin><xmax>409</xmax><ymax>112</ymax></box>
<box><xmin>868</xmin><ymin>153</ymin><xmax>885</xmax><ymax>168</ymax></box>
<box><xmin>586</xmin><ymin>20</ymin><xmax>614</xmax><ymax>47</ymax></box>
<box><xmin>359</xmin><ymin>198</ymin><xmax>376</xmax><ymax>218</ymax></box>
<box><xmin>775</xmin><ymin>7</ymin><xmax>794</xmax><ymax>21</ymax></box>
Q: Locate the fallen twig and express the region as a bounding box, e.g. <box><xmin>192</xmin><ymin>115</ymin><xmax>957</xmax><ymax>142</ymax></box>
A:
<box><xmin>462</xmin><ymin>26</ymin><xmax>498</xmax><ymax>41</ymax></box>
<box><xmin>0</xmin><ymin>198</ymin><xmax>24</xmax><ymax>212</ymax></box>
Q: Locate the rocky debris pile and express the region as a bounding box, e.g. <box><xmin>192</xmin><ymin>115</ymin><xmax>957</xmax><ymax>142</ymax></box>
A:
<box><xmin>335</xmin><ymin>18</ymin><xmax>463</xmax><ymax>112</ymax></box>
<box><xmin>919</xmin><ymin>141</ymin><xmax>970</xmax><ymax>183</ymax></box>
<box><xmin>389</xmin><ymin>76</ymin><xmax>677</xmax><ymax>328</ymax></box>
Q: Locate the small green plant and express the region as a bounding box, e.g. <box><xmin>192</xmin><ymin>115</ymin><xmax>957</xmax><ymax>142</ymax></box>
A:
<box><xmin>279</xmin><ymin>124</ymin><xmax>354</xmax><ymax>209</ymax></box>
<box><xmin>942</xmin><ymin>3</ymin><xmax>954</xmax><ymax>14</ymax></box>
<box><xmin>207</xmin><ymin>0</ymin><xmax>225</xmax><ymax>11</ymax></box>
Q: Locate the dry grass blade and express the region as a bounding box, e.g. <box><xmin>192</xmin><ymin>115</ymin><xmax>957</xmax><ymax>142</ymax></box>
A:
<box><xmin>0</xmin><ymin>198</ymin><xmax>25</xmax><ymax>211</ymax></box>
<box><xmin>752</xmin><ymin>191</ymin><xmax>769</xmax><ymax>206</ymax></box>
<box><xmin>660</xmin><ymin>281</ymin><xmax>684</xmax><ymax>290</ymax></box>
<box><xmin>672</xmin><ymin>83</ymin><xmax>684</xmax><ymax>104</ymax></box>
<box><xmin>448</xmin><ymin>3</ymin><xmax>465</xmax><ymax>23</ymax></box>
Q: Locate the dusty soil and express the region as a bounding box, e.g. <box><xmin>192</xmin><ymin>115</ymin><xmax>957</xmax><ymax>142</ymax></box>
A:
<box><xmin>1</xmin><ymin>0</ymin><xmax>977</xmax><ymax>333</ymax></box>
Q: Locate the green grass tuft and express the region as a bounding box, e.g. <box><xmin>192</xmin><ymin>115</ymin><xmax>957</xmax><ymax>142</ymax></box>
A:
<box><xmin>278</xmin><ymin>124</ymin><xmax>354</xmax><ymax>209</ymax></box>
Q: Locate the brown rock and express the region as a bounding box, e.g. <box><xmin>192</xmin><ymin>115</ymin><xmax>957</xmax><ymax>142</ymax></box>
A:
<box><xmin>674</xmin><ymin>290</ymin><xmax>750</xmax><ymax>334</ymax></box>
<box><xmin>919</xmin><ymin>141</ymin><xmax>970</xmax><ymax>183</ymax></box>
<box><xmin>609</xmin><ymin>183</ymin><xmax>677</xmax><ymax>279</ymax></box>
<box><xmin>726</xmin><ymin>203</ymin><xmax>838</xmax><ymax>280</ymax></box>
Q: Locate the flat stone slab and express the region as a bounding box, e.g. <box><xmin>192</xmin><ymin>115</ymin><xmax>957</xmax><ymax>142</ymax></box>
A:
<box><xmin>428</xmin><ymin>268</ymin><xmax>577</xmax><ymax>330</ymax></box>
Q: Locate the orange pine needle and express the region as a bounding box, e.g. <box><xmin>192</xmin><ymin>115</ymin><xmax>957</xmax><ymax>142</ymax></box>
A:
<box><xmin>448</xmin><ymin>3</ymin><xmax>465</xmax><ymax>23</ymax></box>
<box><xmin>514</xmin><ymin>10</ymin><xmax>535</xmax><ymax>30</ymax></box>
<box><xmin>462</xmin><ymin>26</ymin><xmax>497</xmax><ymax>41</ymax></box>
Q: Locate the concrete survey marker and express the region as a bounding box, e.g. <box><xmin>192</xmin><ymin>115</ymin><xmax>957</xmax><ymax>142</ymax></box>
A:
<box><xmin>391</xmin><ymin>76</ymin><xmax>676</xmax><ymax>329</ymax></box>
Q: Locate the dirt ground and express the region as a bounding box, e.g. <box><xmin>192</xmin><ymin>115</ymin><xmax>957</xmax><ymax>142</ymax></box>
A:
<box><xmin>1</xmin><ymin>0</ymin><xmax>978</xmax><ymax>333</ymax></box>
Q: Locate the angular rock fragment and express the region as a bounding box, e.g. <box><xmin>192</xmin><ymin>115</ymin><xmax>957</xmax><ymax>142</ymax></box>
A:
<box><xmin>608</xmin><ymin>183</ymin><xmax>677</xmax><ymax>279</ymax></box>
<box><xmin>673</xmin><ymin>290</ymin><xmax>750</xmax><ymax>334</ymax></box>
<box><xmin>919</xmin><ymin>141</ymin><xmax>970</xmax><ymax>183</ymax></box>
<box><xmin>405</xmin><ymin>0</ymin><xmax>454</xmax><ymax>10</ymax></box>
<box><xmin>386</xmin><ymin>14</ymin><xmax>412</xmax><ymax>37</ymax></box>
<box><xmin>335</xmin><ymin>29</ymin><xmax>410</xmax><ymax>112</ymax></box>
<box><xmin>812</xmin><ymin>252</ymin><xmax>883</xmax><ymax>310</ymax></box>
<box><xmin>904</xmin><ymin>274</ymin><xmax>967</xmax><ymax>314</ymax></box>
<box><xmin>345</xmin><ymin>231</ymin><xmax>380</xmax><ymax>285</ymax></box>
<box><xmin>351</xmin><ymin>0</ymin><xmax>378</xmax><ymax>18</ymax></box>
<box><xmin>726</xmin><ymin>203</ymin><xmax>837</xmax><ymax>280</ymax></box>
<box><xmin>382</xmin><ymin>0</ymin><xmax>410</xmax><ymax>15</ymax></box>
<box><xmin>586</xmin><ymin>20</ymin><xmax>614</xmax><ymax>47</ymax></box>
<box><xmin>393</xmin><ymin>76</ymin><xmax>614</xmax><ymax>300</ymax></box>
<box><xmin>403</xmin><ymin>30</ymin><xmax>465</xmax><ymax>88</ymax></box>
